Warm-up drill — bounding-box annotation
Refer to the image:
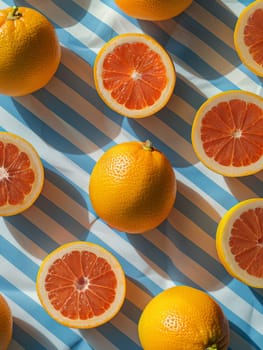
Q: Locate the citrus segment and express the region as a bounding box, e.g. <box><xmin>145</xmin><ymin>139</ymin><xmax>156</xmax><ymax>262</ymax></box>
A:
<box><xmin>138</xmin><ymin>285</ymin><xmax>230</xmax><ymax>350</ymax></box>
<box><xmin>36</xmin><ymin>241</ymin><xmax>126</xmax><ymax>328</ymax></box>
<box><xmin>89</xmin><ymin>140</ymin><xmax>176</xmax><ymax>233</ymax></box>
<box><xmin>234</xmin><ymin>1</ymin><xmax>263</xmax><ymax>77</ymax></box>
<box><xmin>94</xmin><ymin>33</ymin><xmax>176</xmax><ymax>118</ymax></box>
<box><xmin>0</xmin><ymin>132</ymin><xmax>44</xmax><ymax>216</ymax></box>
<box><xmin>115</xmin><ymin>0</ymin><xmax>193</xmax><ymax>21</ymax></box>
<box><xmin>216</xmin><ymin>198</ymin><xmax>263</xmax><ymax>288</ymax></box>
<box><xmin>0</xmin><ymin>6</ymin><xmax>61</xmax><ymax>96</ymax></box>
<box><xmin>0</xmin><ymin>294</ymin><xmax>12</xmax><ymax>350</ymax></box>
<box><xmin>191</xmin><ymin>90</ymin><xmax>263</xmax><ymax>177</ymax></box>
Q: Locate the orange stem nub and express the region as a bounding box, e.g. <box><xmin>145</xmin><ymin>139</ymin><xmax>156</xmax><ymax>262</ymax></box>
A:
<box><xmin>7</xmin><ymin>6</ymin><xmax>22</xmax><ymax>20</ymax></box>
<box><xmin>143</xmin><ymin>140</ymin><xmax>153</xmax><ymax>151</ymax></box>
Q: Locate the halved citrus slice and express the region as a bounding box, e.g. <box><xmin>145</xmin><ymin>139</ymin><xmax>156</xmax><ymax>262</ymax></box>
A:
<box><xmin>234</xmin><ymin>1</ymin><xmax>263</xmax><ymax>77</ymax></box>
<box><xmin>0</xmin><ymin>132</ymin><xmax>44</xmax><ymax>216</ymax></box>
<box><xmin>36</xmin><ymin>241</ymin><xmax>126</xmax><ymax>328</ymax></box>
<box><xmin>216</xmin><ymin>198</ymin><xmax>263</xmax><ymax>288</ymax></box>
<box><xmin>191</xmin><ymin>90</ymin><xmax>263</xmax><ymax>177</ymax></box>
<box><xmin>93</xmin><ymin>33</ymin><xmax>176</xmax><ymax>118</ymax></box>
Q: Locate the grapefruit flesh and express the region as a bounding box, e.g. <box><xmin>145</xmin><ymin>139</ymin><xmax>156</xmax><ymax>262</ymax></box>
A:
<box><xmin>243</xmin><ymin>8</ymin><xmax>263</xmax><ymax>67</ymax></box>
<box><xmin>0</xmin><ymin>142</ymin><xmax>35</xmax><ymax>205</ymax></box>
<box><xmin>0</xmin><ymin>132</ymin><xmax>44</xmax><ymax>216</ymax></box>
<box><xmin>201</xmin><ymin>99</ymin><xmax>263</xmax><ymax>167</ymax></box>
<box><xmin>94</xmin><ymin>33</ymin><xmax>176</xmax><ymax>118</ymax></box>
<box><xmin>46</xmin><ymin>250</ymin><xmax>118</xmax><ymax>319</ymax></box>
<box><xmin>191</xmin><ymin>90</ymin><xmax>263</xmax><ymax>177</ymax></box>
<box><xmin>234</xmin><ymin>1</ymin><xmax>263</xmax><ymax>76</ymax></box>
<box><xmin>102</xmin><ymin>42</ymin><xmax>167</xmax><ymax>109</ymax></box>
<box><xmin>230</xmin><ymin>207</ymin><xmax>263</xmax><ymax>278</ymax></box>
<box><xmin>36</xmin><ymin>242</ymin><xmax>126</xmax><ymax>328</ymax></box>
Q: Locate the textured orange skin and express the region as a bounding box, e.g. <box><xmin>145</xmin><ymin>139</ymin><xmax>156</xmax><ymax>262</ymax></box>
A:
<box><xmin>138</xmin><ymin>286</ymin><xmax>230</xmax><ymax>350</ymax></box>
<box><xmin>89</xmin><ymin>141</ymin><xmax>176</xmax><ymax>234</ymax></box>
<box><xmin>0</xmin><ymin>7</ymin><xmax>61</xmax><ymax>96</ymax></box>
<box><xmin>115</xmin><ymin>0</ymin><xmax>193</xmax><ymax>20</ymax></box>
<box><xmin>0</xmin><ymin>295</ymin><xmax>12</xmax><ymax>350</ymax></box>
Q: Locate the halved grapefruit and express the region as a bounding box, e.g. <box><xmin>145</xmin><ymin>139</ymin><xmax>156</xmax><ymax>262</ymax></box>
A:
<box><xmin>0</xmin><ymin>132</ymin><xmax>44</xmax><ymax>216</ymax></box>
<box><xmin>93</xmin><ymin>33</ymin><xmax>176</xmax><ymax>118</ymax></box>
<box><xmin>191</xmin><ymin>90</ymin><xmax>263</xmax><ymax>177</ymax></box>
<box><xmin>36</xmin><ymin>241</ymin><xmax>126</xmax><ymax>328</ymax></box>
<box><xmin>216</xmin><ymin>198</ymin><xmax>263</xmax><ymax>288</ymax></box>
<box><xmin>234</xmin><ymin>1</ymin><xmax>263</xmax><ymax>77</ymax></box>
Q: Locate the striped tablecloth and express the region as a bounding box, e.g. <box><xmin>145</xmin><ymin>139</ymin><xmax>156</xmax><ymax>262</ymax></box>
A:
<box><xmin>1</xmin><ymin>0</ymin><xmax>262</xmax><ymax>349</ymax></box>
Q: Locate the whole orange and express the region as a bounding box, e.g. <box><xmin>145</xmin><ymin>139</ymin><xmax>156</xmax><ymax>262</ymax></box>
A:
<box><xmin>115</xmin><ymin>0</ymin><xmax>193</xmax><ymax>21</ymax></box>
<box><xmin>89</xmin><ymin>140</ymin><xmax>176</xmax><ymax>234</ymax></box>
<box><xmin>0</xmin><ymin>294</ymin><xmax>12</xmax><ymax>350</ymax></box>
<box><xmin>138</xmin><ymin>286</ymin><xmax>230</xmax><ymax>350</ymax></box>
<box><xmin>0</xmin><ymin>6</ymin><xmax>61</xmax><ymax>96</ymax></box>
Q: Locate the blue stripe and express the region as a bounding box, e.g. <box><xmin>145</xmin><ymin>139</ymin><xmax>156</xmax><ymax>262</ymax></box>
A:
<box><xmin>13</xmin><ymin>323</ymin><xmax>56</xmax><ymax>350</ymax></box>
<box><xmin>5</xmin><ymin>215</ymin><xmax>59</xmax><ymax>253</ymax></box>
<box><xmin>1</xmin><ymin>97</ymin><xmax>96</xmax><ymax>174</ymax></box>
<box><xmin>36</xmin><ymin>196</ymin><xmax>88</xmax><ymax>238</ymax></box>
<box><xmin>52</xmin><ymin>0</ymin><xmax>118</xmax><ymax>42</ymax></box>
<box><xmin>43</xmin><ymin>165</ymin><xmax>89</xmax><ymax>206</ymax></box>
<box><xmin>195</xmin><ymin>0</ymin><xmax>238</xmax><ymax>29</ymax></box>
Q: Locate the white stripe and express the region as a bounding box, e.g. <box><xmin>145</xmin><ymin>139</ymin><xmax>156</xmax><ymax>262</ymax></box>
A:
<box><xmin>91</xmin><ymin>219</ymin><xmax>175</xmax><ymax>290</ymax></box>
<box><xmin>17</xmin><ymin>0</ymin><xmax>105</xmax><ymax>54</ymax></box>
<box><xmin>76</xmin><ymin>329</ymin><xmax>119</xmax><ymax>350</ymax></box>
<box><xmin>219</xmin><ymin>1</ymin><xmax>247</xmax><ymax>17</ymax></box>
<box><xmin>187</xmin><ymin>2</ymin><xmax>235</xmax><ymax>47</ymax></box>
<box><xmin>74</xmin><ymin>0</ymin><xmax>142</xmax><ymax>34</ymax></box>
<box><xmin>15</xmin><ymin>92</ymin><xmax>103</xmax><ymax>161</ymax></box>
<box><xmin>111</xmin><ymin>313</ymin><xmax>140</xmax><ymax>346</ymax></box>
<box><xmin>43</xmin><ymin>180</ymin><xmax>91</xmax><ymax>228</ymax></box>
<box><xmin>8</xmin><ymin>340</ymin><xmax>25</xmax><ymax>350</ymax></box>
<box><xmin>23</xmin><ymin>206</ymin><xmax>79</xmax><ymax>245</ymax></box>
<box><xmin>175</xmin><ymin>171</ymin><xmax>226</xmax><ymax>218</ymax></box>
<box><xmin>45</xmin><ymin>77</ymin><xmax>135</xmax><ymax>147</ymax></box>
<box><xmin>169</xmin><ymin>208</ymin><xmax>219</xmax><ymax>260</ymax></box>
<box><xmin>0</xmin><ymin>219</ymin><xmax>45</xmax><ymax>263</ymax></box>
<box><xmin>126</xmin><ymin>279</ymin><xmax>151</xmax><ymax>309</ymax></box>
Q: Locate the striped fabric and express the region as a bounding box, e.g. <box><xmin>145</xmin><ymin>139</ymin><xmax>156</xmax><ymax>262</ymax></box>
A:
<box><xmin>0</xmin><ymin>0</ymin><xmax>262</xmax><ymax>349</ymax></box>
